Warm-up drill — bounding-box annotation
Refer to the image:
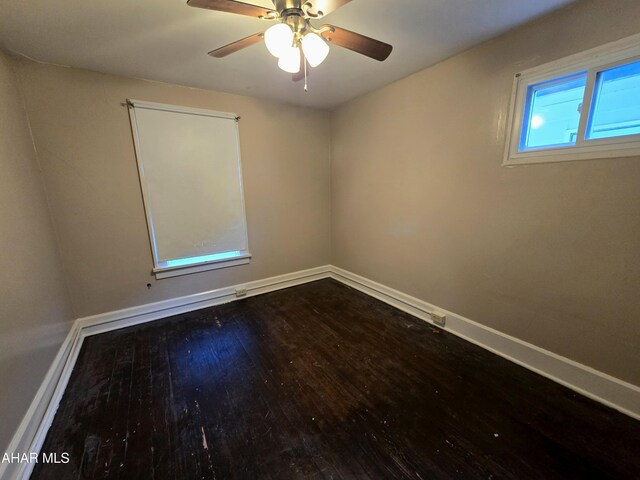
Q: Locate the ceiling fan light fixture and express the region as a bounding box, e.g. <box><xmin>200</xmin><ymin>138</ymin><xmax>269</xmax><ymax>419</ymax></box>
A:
<box><xmin>278</xmin><ymin>46</ymin><xmax>302</xmax><ymax>73</ymax></box>
<box><xmin>190</xmin><ymin>0</ymin><xmax>393</xmax><ymax>90</ymax></box>
<box><xmin>301</xmin><ymin>32</ymin><xmax>330</xmax><ymax>67</ymax></box>
<box><xmin>264</xmin><ymin>23</ymin><xmax>294</xmax><ymax>58</ymax></box>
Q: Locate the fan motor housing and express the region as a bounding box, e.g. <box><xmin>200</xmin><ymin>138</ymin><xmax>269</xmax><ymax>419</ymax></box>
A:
<box><xmin>282</xmin><ymin>9</ymin><xmax>307</xmax><ymax>36</ymax></box>
<box><xmin>274</xmin><ymin>0</ymin><xmax>305</xmax><ymax>11</ymax></box>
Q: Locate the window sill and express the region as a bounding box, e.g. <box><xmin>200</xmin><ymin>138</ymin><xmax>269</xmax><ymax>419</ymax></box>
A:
<box><xmin>503</xmin><ymin>142</ymin><xmax>640</xmax><ymax>166</ymax></box>
<box><xmin>153</xmin><ymin>253</ymin><xmax>252</xmax><ymax>279</ymax></box>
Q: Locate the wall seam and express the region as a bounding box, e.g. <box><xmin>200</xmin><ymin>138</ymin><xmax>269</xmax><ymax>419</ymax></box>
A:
<box><xmin>328</xmin><ymin>109</ymin><xmax>334</xmax><ymax>265</ymax></box>
<box><xmin>11</xmin><ymin>56</ymin><xmax>77</xmax><ymax>319</ymax></box>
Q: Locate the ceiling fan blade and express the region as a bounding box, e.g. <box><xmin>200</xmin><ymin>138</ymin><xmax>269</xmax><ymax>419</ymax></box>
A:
<box><xmin>187</xmin><ymin>0</ymin><xmax>277</xmax><ymax>19</ymax></box>
<box><xmin>208</xmin><ymin>33</ymin><xmax>265</xmax><ymax>57</ymax></box>
<box><xmin>305</xmin><ymin>0</ymin><xmax>353</xmax><ymax>17</ymax></box>
<box><xmin>321</xmin><ymin>25</ymin><xmax>392</xmax><ymax>61</ymax></box>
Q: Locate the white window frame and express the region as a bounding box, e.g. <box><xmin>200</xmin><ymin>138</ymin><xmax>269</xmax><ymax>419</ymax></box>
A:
<box><xmin>128</xmin><ymin>99</ymin><xmax>251</xmax><ymax>279</ymax></box>
<box><xmin>504</xmin><ymin>33</ymin><xmax>640</xmax><ymax>166</ymax></box>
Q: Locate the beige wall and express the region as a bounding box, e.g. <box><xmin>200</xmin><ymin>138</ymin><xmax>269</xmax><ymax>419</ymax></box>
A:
<box><xmin>14</xmin><ymin>61</ymin><xmax>332</xmax><ymax>318</ymax></box>
<box><xmin>331</xmin><ymin>0</ymin><xmax>640</xmax><ymax>385</ymax></box>
<box><xmin>0</xmin><ymin>51</ymin><xmax>74</xmax><ymax>450</ymax></box>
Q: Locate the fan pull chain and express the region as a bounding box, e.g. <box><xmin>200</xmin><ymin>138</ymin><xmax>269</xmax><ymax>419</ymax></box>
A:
<box><xmin>304</xmin><ymin>54</ymin><xmax>308</xmax><ymax>93</ymax></box>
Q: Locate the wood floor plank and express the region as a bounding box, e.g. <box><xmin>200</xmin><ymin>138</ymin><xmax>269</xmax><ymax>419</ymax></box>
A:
<box><xmin>31</xmin><ymin>279</ymin><xmax>640</xmax><ymax>479</ymax></box>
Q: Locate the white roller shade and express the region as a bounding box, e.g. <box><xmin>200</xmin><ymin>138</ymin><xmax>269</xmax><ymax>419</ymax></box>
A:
<box><xmin>128</xmin><ymin>100</ymin><xmax>249</xmax><ymax>271</ymax></box>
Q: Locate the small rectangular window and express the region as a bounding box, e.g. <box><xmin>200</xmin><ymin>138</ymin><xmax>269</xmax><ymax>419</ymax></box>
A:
<box><xmin>504</xmin><ymin>34</ymin><xmax>640</xmax><ymax>165</ymax></box>
<box><xmin>128</xmin><ymin>100</ymin><xmax>251</xmax><ymax>279</ymax></box>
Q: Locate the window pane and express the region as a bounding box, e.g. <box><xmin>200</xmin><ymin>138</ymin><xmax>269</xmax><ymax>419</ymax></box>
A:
<box><xmin>161</xmin><ymin>251</ymin><xmax>243</xmax><ymax>269</ymax></box>
<box><xmin>587</xmin><ymin>59</ymin><xmax>640</xmax><ymax>140</ymax></box>
<box><xmin>519</xmin><ymin>72</ymin><xmax>587</xmax><ymax>151</ymax></box>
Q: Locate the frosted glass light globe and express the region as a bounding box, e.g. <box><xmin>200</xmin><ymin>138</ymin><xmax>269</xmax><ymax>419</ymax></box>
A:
<box><xmin>301</xmin><ymin>32</ymin><xmax>330</xmax><ymax>67</ymax></box>
<box><xmin>278</xmin><ymin>46</ymin><xmax>301</xmax><ymax>73</ymax></box>
<box><xmin>264</xmin><ymin>23</ymin><xmax>294</xmax><ymax>58</ymax></box>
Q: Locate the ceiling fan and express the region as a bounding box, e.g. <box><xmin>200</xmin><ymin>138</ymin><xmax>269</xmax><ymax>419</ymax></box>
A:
<box><xmin>187</xmin><ymin>0</ymin><xmax>393</xmax><ymax>86</ymax></box>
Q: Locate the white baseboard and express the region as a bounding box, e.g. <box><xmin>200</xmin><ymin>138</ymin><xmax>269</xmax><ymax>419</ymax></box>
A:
<box><xmin>329</xmin><ymin>266</ymin><xmax>640</xmax><ymax>421</ymax></box>
<box><xmin>78</xmin><ymin>265</ymin><xmax>332</xmax><ymax>337</ymax></box>
<box><xmin>0</xmin><ymin>323</ymin><xmax>83</xmax><ymax>480</ymax></box>
<box><xmin>3</xmin><ymin>263</ymin><xmax>638</xmax><ymax>480</ymax></box>
<box><xmin>0</xmin><ymin>265</ymin><xmax>332</xmax><ymax>480</ymax></box>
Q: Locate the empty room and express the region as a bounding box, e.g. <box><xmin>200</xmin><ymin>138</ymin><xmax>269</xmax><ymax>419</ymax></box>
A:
<box><xmin>1</xmin><ymin>0</ymin><xmax>639</xmax><ymax>478</ymax></box>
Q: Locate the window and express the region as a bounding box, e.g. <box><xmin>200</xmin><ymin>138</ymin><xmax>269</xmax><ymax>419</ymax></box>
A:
<box><xmin>587</xmin><ymin>60</ymin><xmax>640</xmax><ymax>140</ymax></box>
<box><xmin>128</xmin><ymin>100</ymin><xmax>250</xmax><ymax>279</ymax></box>
<box><xmin>519</xmin><ymin>72</ymin><xmax>587</xmax><ymax>151</ymax></box>
<box><xmin>504</xmin><ymin>34</ymin><xmax>640</xmax><ymax>165</ymax></box>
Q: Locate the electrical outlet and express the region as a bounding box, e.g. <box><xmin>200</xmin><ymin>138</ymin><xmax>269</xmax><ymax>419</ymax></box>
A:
<box><xmin>235</xmin><ymin>287</ymin><xmax>247</xmax><ymax>297</ymax></box>
<box><xmin>431</xmin><ymin>312</ymin><xmax>446</xmax><ymax>328</ymax></box>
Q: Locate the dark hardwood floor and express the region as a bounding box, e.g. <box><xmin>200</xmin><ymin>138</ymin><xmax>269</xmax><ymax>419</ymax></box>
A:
<box><xmin>32</xmin><ymin>279</ymin><xmax>640</xmax><ymax>479</ymax></box>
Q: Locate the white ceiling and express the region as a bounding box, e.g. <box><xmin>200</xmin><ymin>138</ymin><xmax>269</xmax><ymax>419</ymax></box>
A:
<box><xmin>0</xmin><ymin>0</ymin><xmax>575</xmax><ymax>109</ymax></box>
